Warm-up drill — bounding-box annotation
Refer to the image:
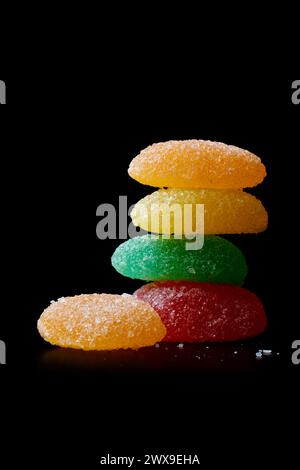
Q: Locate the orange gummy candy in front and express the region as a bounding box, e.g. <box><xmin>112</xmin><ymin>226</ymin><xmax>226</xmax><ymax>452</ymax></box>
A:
<box><xmin>128</xmin><ymin>140</ymin><xmax>266</xmax><ymax>189</ymax></box>
<box><xmin>37</xmin><ymin>294</ymin><xmax>166</xmax><ymax>350</ymax></box>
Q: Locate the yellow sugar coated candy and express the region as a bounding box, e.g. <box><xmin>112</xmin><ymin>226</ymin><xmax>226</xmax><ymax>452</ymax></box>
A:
<box><xmin>131</xmin><ymin>188</ymin><xmax>268</xmax><ymax>235</ymax></box>
<box><xmin>37</xmin><ymin>294</ymin><xmax>166</xmax><ymax>350</ymax></box>
<box><xmin>128</xmin><ymin>140</ymin><xmax>266</xmax><ymax>189</ymax></box>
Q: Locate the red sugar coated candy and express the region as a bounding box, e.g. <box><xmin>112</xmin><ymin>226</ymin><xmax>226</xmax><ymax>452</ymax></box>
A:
<box><xmin>134</xmin><ymin>281</ymin><xmax>267</xmax><ymax>342</ymax></box>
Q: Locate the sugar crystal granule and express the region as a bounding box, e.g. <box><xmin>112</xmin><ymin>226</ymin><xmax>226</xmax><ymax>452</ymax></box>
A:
<box><xmin>37</xmin><ymin>294</ymin><xmax>166</xmax><ymax>350</ymax></box>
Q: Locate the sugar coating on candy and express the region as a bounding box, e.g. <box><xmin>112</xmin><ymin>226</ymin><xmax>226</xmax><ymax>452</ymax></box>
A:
<box><xmin>134</xmin><ymin>281</ymin><xmax>267</xmax><ymax>342</ymax></box>
<box><xmin>131</xmin><ymin>188</ymin><xmax>268</xmax><ymax>234</ymax></box>
<box><xmin>128</xmin><ymin>140</ymin><xmax>266</xmax><ymax>189</ymax></box>
<box><xmin>37</xmin><ymin>294</ymin><xmax>166</xmax><ymax>350</ymax></box>
<box><xmin>112</xmin><ymin>235</ymin><xmax>247</xmax><ymax>285</ymax></box>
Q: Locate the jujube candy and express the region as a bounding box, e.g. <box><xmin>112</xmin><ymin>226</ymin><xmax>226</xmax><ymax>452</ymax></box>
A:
<box><xmin>37</xmin><ymin>294</ymin><xmax>166</xmax><ymax>350</ymax></box>
<box><xmin>131</xmin><ymin>188</ymin><xmax>268</xmax><ymax>234</ymax></box>
<box><xmin>128</xmin><ymin>140</ymin><xmax>266</xmax><ymax>189</ymax></box>
<box><xmin>112</xmin><ymin>235</ymin><xmax>247</xmax><ymax>285</ymax></box>
<box><xmin>134</xmin><ymin>281</ymin><xmax>267</xmax><ymax>342</ymax></box>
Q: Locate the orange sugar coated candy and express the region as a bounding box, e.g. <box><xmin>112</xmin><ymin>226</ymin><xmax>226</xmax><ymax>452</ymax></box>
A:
<box><xmin>37</xmin><ymin>294</ymin><xmax>166</xmax><ymax>350</ymax></box>
<box><xmin>128</xmin><ymin>140</ymin><xmax>266</xmax><ymax>189</ymax></box>
<box><xmin>131</xmin><ymin>188</ymin><xmax>268</xmax><ymax>235</ymax></box>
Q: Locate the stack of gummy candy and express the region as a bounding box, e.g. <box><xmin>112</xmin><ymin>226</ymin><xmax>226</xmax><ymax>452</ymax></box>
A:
<box><xmin>112</xmin><ymin>140</ymin><xmax>268</xmax><ymax>342</ymax></box>
<box><xmin>38</xmin><ymin>140</ymin><xmax>268</xmax><ymax>350</ymax></box>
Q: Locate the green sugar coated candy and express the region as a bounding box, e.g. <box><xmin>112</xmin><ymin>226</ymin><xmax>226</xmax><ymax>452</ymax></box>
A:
<box><xmin>111</xmin><ymin>235</ymin><xmax>247</xmax><ymax>286</ymax></box>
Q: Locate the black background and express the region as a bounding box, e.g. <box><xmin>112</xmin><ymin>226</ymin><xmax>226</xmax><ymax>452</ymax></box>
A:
<box><xmin>1</xmin><ymin>71</ymin><xmax>299</xmax><ymax>468</ymax></box>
